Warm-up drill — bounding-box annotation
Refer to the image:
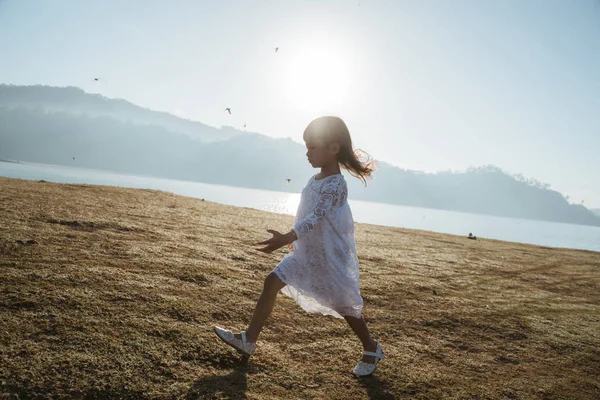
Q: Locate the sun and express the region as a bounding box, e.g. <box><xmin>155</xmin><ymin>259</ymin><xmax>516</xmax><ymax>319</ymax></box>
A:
<box><xmin>282</xmin><ymin>42</ymin><xmax>353</xmax><ymax>113</ymax></box>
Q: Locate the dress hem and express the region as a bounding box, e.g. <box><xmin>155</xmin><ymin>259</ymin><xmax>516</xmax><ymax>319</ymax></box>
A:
<box><xmin>273</xmin><ymin>267</ymin><xmax>363</xmax><ymax>320</ymax></box>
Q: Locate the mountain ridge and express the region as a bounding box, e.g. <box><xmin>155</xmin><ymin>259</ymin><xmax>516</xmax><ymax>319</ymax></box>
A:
<box><xmin>0</xmin><ymin>84</ymin><xmax>243</xmax><ymax>142</ymax></box>
<box><xmin>1</xmin><ymin>84</ymin><xmax>598</xmax><ymax>227</ymax></box>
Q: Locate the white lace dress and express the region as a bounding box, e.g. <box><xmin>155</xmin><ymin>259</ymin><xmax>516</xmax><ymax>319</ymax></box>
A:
<box><xmin>273</xmin><ymin>173</ymin><xmax>363</xmax><ymax>319</ymax></box>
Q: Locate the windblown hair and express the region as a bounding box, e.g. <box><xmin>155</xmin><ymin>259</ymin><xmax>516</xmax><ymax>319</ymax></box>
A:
<box><xmin>303</xmin><ymin>116</ymin><xmax>377</xmax><ymax>185</ymax></box>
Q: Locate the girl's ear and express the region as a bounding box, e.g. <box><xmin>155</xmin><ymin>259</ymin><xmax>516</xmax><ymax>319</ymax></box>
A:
<box><xmin>329</xmin><ymin>142</ymin><xmax>341</xmax><ymax>155</ymax></box>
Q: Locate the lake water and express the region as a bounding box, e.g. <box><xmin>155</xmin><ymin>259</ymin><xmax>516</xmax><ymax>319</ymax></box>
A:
<box><xmin>1</xmin><ymin>161</ymin><xmax>599</xmax><ymax>253</ymax></box>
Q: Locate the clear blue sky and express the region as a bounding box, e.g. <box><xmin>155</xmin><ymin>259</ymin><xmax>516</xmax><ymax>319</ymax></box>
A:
<box><xmin>1</xmin><ymin>0</ymin><xmax>599</xmax><ymax>207</ymax></box>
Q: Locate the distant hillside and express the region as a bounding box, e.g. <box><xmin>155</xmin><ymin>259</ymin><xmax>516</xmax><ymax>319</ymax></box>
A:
<box><xmin>592</xmin><ymin>209</ymin><xmax>600</xmax><ymax>217</ymax></box>
<box><xmin>1</xmin><ymin>84</ymin><xmax>599</xmax><ymax>227</ymax></box>
<box><xmin>0</xmin><ymin>84</ymin><xmax>242</xmax><ymax>142</ymax></box>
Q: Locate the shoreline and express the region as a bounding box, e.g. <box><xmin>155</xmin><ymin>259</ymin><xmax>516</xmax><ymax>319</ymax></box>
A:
<box><xmin>3</xmin><ymin>159</ymin><xmax>600</xmax><ymax>223</ymax></box>
<box><xmin>1</xmin><ymin>170</ymin><xmax>599</xmax><ymax>252</ymax></box>
<box><xmin>2</xmin><ymin>159</ymin><xmax>600</xmax><ymax>229</ymax></box>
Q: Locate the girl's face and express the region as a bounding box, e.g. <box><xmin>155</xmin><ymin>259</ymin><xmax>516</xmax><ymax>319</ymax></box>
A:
<box><xmin>304</xmin><ymin>136</ymin><xmax>340</xmax><ymax>168</ymax></box>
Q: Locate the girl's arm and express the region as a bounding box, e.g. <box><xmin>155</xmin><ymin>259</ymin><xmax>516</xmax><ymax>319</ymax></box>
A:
<box><xmin>292</xmin><ymin>177</ymin><xmax>346</xmax><ymax>240</ymax></box>
<box><xmin>255</xmin><ymin>177</ymin><xmax>346</xmax><ymax>253</ymax></box>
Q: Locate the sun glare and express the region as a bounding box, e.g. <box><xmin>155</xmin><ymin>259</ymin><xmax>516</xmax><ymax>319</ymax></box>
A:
<box><xmin>282</xmin><ymin>42</ymin><xmax>353</xmax><ymax>113</ymax></box>
<box><xmin>285</xmin><ymin>193</ymin><xmax>301</xmax><ymax>215</ymax></box>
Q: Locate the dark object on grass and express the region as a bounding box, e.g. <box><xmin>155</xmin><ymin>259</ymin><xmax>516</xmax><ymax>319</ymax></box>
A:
<box><xmin>14</xmin><ymin>239</ymin><xmax>37</xmax><ymax>245</ymax></box>
<box><xmin>468</xmin><ymin>233</ymin><xmax>477</xmax><ymax>240</ymax></box>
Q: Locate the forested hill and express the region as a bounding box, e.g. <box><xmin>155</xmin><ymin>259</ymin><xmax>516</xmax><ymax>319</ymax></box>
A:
<box><xmin>1</xmin><ymin>85</ymin><xmax>598</xmax><ymax>227</ymax></box>
<box><xmin>0</xmin><ymin>84</ymin><xmax>242</xmax><ymax>142</ymax></box>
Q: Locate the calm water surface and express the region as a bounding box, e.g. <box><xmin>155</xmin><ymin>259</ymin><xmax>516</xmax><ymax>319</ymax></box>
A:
<box><xmin>2</xmin><ymin>161</ymin><xmax>599</xmax><ymax>252</ymax></box>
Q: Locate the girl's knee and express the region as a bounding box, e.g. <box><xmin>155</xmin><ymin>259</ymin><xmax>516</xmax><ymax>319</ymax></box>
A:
<box><xmin>264</xmin><ymin>272</ymin><xmax>285</xmax><ymax>293</ymax></box>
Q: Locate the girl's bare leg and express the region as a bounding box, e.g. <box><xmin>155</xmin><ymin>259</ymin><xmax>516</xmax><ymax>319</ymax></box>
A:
<box><xmin>234</xmin><ymin>272</ymin><xmax>286</xmax><ymax>343</ymax></box>
<box><xmin>344</xmin><ymin>315</ymin><xmax>379</xmax><ymax>363</ymax></box>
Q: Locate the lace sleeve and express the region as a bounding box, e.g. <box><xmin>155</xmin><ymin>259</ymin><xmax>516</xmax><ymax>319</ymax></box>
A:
<box><xmin>293</xmin><ymin>176</ymin><xmax>347</xmax><ymax>240</ymax></box>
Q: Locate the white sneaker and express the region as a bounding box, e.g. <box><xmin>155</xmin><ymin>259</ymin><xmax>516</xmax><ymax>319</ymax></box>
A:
<box><xmin>353</xmin><ymin>341</ymin><xmax>384</xmax><ymax>377</ymax></box>
<box><xmin>213</xmin><ymin>326</ymin><xmax>256</xmax><ymax>356</ymax></box>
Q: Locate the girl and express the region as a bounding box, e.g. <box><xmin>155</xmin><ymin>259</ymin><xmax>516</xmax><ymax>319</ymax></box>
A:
<box><xmin>214</xmin><ymin>116</ymin><xmax>384</xmax><ymax>377</ymax></box>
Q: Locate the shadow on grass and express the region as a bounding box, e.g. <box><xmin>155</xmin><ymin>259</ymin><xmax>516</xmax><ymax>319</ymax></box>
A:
<box><xmin>358</xmin><ymin>374</ymin><xmax>397</xmax><ymax>400</ymax></box>
<box><xmin>186</xmin><ymin>360</ymin><xmax>250</xmax><ymax>400</ymax></box>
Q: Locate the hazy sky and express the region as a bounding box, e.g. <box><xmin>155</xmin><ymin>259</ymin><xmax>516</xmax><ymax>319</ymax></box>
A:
<box><xmin>1</xmin><ymin>0</ymin><xmax>599</xmax><ymax>206</ymax></box>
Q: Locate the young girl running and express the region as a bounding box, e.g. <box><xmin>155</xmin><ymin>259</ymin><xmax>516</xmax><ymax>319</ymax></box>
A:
<box><xmin>214</xmin><ymin>116</ymin><xmax>384</xmax><ymax>376</ymax></box>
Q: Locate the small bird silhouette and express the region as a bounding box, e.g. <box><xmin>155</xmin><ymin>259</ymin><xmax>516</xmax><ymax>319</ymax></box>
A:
<box><xmin>225</xmin><ymin>108</ymin><xmax>231</xmax><ymax>114</ymax></box>
<box><xmin>72</xmin><ymin>157</ymin><xmax>75</xmax><ymax>160</ymax></box>
<box><xmin>274</xmin><ymin>47</ymin><xmax>279</xmax><ymax>53</ymax></box>
<box><xmin>93</xmin><ymin>78</ymin><xmax>99</xmax><ymax>82</ymax></box>
<box><xmin>243</xmin><ymin>123</ymin><xmax>246</xmax><ymax>128</ymax></box>
<box><xmin>286</xmin><ymin>179</ymin><xmax>291</xmax><ymax>184</ymax></box>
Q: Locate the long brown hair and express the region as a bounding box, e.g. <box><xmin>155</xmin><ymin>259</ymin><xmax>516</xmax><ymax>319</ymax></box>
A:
<box><xmin>303</xmin><ymin>116</ymin><xmax>377</xmax><ymax>185</ymax></box>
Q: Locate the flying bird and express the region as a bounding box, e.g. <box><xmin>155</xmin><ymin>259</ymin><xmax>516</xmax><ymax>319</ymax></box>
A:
<box><xmin>225</xmin><ymin>108</ymin><xmax>231</xmax><ymax>114</ymax></box>
<box><xmin>274</xmin><ymin>47</ymin><xmax>279</xmax><ymax>53</ymax></box>
<box><xmin>244</xmin><ymin>123</ymin><xmax>246</xmax><ymax>128</ymax></box>
<box><xmin>286</xmin><ymin>179</ymin><xmax>291</xmax><ymax>184</ymax></box>
<box><xmin>93</xmin><ymin>78</ymin><xmax>99</xmax><ymax>82</ymax></box>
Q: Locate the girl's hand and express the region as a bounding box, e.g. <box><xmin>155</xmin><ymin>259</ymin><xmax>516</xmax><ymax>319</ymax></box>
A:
<box><xmin>255</xmin><ymin>229</ymin><xmax>296</xmax><ymax>253</ymax></box>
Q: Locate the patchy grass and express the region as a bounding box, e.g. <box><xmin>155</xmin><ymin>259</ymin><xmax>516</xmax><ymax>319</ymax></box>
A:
<box><xmin>0</xmin><ymin>176</ymin><xmax>599</xmax><ymax>399</ymax></box>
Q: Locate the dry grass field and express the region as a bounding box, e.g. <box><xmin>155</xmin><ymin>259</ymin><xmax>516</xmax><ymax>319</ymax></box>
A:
<box><xmin>1</xmin><ymin>177</ymin><xmax>599</xmax><ymax>399</ymax></box>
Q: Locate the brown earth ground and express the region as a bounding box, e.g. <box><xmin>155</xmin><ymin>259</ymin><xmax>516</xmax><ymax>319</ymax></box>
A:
<box><xmin>1</xmin><ymin>177</ymin><xmax>599</xmax><ymax>400</ymax></box>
